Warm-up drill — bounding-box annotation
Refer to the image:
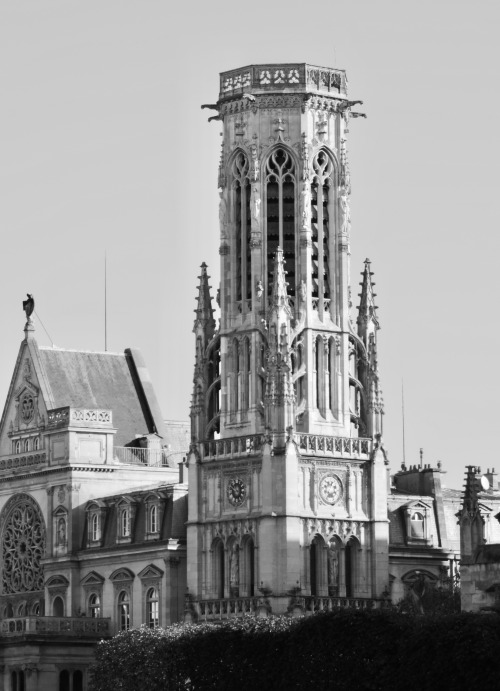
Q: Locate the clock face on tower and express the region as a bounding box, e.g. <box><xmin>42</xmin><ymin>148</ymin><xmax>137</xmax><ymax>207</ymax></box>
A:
<box><xmin>319</xmin><ymin>474</ymin><xmax>342</xmax><ymax>505</ymax></box>
<box><xmin>227</xmin><ymin>478</ymin><xmax>247</xmax><ymax>507</ymax></box>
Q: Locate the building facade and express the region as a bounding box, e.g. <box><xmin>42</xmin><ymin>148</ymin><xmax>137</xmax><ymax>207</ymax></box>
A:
<box><xmin>0</xmin><ymin>318</ymin><xmax>187</xmax><ymax>690</ymax></box>
<box><xmin>0</xmin><ymin>63</ymin><xmax>483</xmax><ymax>689</ymax></box>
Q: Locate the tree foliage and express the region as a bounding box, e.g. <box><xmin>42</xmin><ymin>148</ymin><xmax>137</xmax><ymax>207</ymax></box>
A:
<box><xmin>89</xmin><ymin>610</ymin><xmax>500</xmax><ymax>691</ymax></box>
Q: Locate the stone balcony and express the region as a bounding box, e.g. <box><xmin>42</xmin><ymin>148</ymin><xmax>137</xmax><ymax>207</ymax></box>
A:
<box><xmin>202</xmin><ymin>433</ymin><xmax>372</xmax><ymax>462</ymax></box>
<box><xmin>186</xmin><ymin>595</ymin><xmax>388</xmax><ymax>623</ymax></box>
<box><xmin>47</xmin><ymin>407</ymin><xmax>113</xmax><ymax>429</ymax></box>
<box><xmin>0</xmin><ymin>616</ymin><xmax>111</xmax><ymax>638</ymax></box>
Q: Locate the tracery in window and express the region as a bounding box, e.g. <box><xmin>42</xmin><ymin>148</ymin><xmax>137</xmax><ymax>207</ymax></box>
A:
<box><xmin>1</xmin><ymin>493</ymin><xmax>45</xmax><ymax>594</ymax></box>
<box><xmin>231</xmin><ymin>151</ymin><xmax>251</xmax><ymax>306</ymax></box>
<box><xmin>23</xmin><ymin>439</ymin><xmax>29</xmax><ymax>453</ymax></box>
<box><xmin>265</xmin><ymin>148</ymin><xmax>296</xmax><ymax>298</ymax></box>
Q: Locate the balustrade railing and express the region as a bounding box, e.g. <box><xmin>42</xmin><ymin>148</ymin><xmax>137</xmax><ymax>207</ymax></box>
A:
<box><xmin>203</xmin><ymin>434</ymin><xmax>371</xmax><ymax>461</ymax></box>
<box><xmin>203</xmin><ymin>435</ymin><xmax>263</xmax><ymax>460</ymax></box>
<box><xmin>219</xmin><ymin>64</ymin><xmax>345</xmax><ymax>97</ymax></box>
<box><xmin>0</xmin><ymin>616</ymin><xmax>111</xmax><ymax>637</ymax></box>
<box><xmin>48</xmin><ymin>407</ymin><xmax>112</xmax><ymax>428</ymax></box>
<box><xmin>295</xmin><ymin>434</ymin><xmax>371</xmax><ymax>458</ymax></box>
<box><xmin>0</xmin><ymin>452</ymin><xmax>47</xmax><ymax>472</ymax></box>
<box><xmin>304</xmin><ymin>596</ymin><xmax>387</xmax><ymax>613</ymax></box>
<box><xmin>197</xmin><ymin>597</ymin><xmax>263</xmax><ymax>620</ymax></box>
<box><xmin>113</xmin><ymin>447</ymin><xmax>169</xmax><ymax>467</ymax></box>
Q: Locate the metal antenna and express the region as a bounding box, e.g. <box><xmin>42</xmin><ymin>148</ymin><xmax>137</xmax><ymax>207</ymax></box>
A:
<box><xmin>402</xmin><ymin>379</ymin><xmax>406</xmax><ymax>466</ymax></box>
<box><xmin>104</xmin><ymin>252</ymin><xmax>108</xmax><ymax>352</ymax></box>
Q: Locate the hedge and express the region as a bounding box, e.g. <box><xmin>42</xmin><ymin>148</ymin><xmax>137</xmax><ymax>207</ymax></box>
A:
<box><xmin>89</xmin><ymin>610</ymin><xmax>500</xmax><ymax>691</ymax></box>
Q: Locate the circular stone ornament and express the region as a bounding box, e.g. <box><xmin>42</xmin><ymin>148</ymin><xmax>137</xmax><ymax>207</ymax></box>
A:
<box><xmin>227</xmin><ymin>478</ymin><xmax>247</xmax><ymax>507</ymax></box>
<box><xmin>319</xmin><ymin>474</ymin><xmax>343</xmax><ymax>505</ymax></box>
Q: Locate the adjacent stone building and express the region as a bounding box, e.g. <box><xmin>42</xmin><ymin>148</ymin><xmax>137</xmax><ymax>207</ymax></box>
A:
<box><xmin>0</xmin><ymin>62</ymin><xmax>486</xmax><ymax>690</ymax></box>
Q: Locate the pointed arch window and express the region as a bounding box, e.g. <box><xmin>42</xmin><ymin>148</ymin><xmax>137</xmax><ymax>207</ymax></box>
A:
<box><xmin>311</xmin><ymin>150</ymin><xmax>334</xmax><ymax>318</ymax></box>
<box><xmin>265</xmin><ymin>148</ymin><xmax>296</xmax><ymax>298</ymax></box>
<box><xmin>231</xmin><ymin>152</ymin><xmax>251</xmax><ymax>307</ymax></box>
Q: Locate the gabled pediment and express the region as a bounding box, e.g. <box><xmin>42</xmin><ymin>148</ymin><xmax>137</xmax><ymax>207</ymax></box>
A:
<box><xmin>115</xmin><ymin>495</ymin><xmax>137</xmax><ymax>507</ymax></box>
<box><xmin>0</xmin><ymin>338</ymin><xmax>53</xmax><ymax>456</ymax></box>
<box><xmin>110</xmin><ymin>568</ymin><xmax>135</xmax><ymax>582</ymax></box>
<box><xmin>401</xmin><ymin>499</ymin><xmax>432</xmax><ymax>511</ymax></box>
<box><xmin>86</xmin><ymin>499</ymin><xmax>107</xmax><ymax>511</ymax></box>
<box><xmin>138</xmin><ymin>564</ymin><xmax>164</xmax><ymax>580</ymax></box>
<box><xmin>46</xmin><ymin>575</ymin><xmax>70</xmax><ymax>588</ymax></box>
<box><xmin>80</xmin><ymin>571</ymin><xmax>105</xmax><ymax>586</ymax></box>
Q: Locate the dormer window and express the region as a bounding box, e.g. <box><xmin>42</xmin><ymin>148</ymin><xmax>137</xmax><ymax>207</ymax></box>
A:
<box><xmin>86</xmin><ymin>500</ymin><xmax>107</xmax><ymax>548</ymax></box>
<box><xmin>115</xmin><ymin>498</ymin><xmax>137</xmax><ymax>544</ymax></box>
<box><xmin>403</xmin><ymin>501</ymin><xmax>432</xmax><ymax>545</ymax></box>
<box><xmin>410</xmin><ymin>512</ymin><xmax>424</xmax><ymax>539</ymax></box>
<box><xmin>144</xmin><ymin>492</ymin><xmax>165</xmax><ymax>541</ymax></box>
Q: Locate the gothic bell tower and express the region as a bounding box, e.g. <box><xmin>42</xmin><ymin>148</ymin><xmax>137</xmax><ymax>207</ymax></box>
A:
<box><xmin>187</xmin><ymin>64</ymin><xmax>388</xmax><ymax>619</ymax></box>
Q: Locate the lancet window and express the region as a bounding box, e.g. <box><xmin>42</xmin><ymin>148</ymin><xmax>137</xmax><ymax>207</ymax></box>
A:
<box><xmin>265</xmin><ymin>148</ymin><xmax>296</xmax><ymax>298</ymax></box>
<box><xmin>230</xmin><ymin>337</ymin><xmax>250</xmax><ymax>420</ymax></box>
<box><xmin>311</xmin><ymin>150</ymin><xmax>334</xmax><ymax>313</ymax></box>
<box><xmin>206</xmin><ymin>336</ymin><xmax>221</xmax><ymax>439</ymax></box>
<box><xmin>231</xmin><ymin>152</ymin><xmax>251</xmax><ymax>307</ymax></box>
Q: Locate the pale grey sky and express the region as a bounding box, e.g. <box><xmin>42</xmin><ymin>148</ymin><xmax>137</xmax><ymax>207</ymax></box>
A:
<box><xmin>1</xmin><ymin>0</ymin><xmax>498</xmax><ymax>491</ymax></box>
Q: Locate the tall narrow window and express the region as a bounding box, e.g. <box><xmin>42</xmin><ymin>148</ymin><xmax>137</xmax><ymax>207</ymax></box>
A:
<box><xmin>89</xmin><ymin>593</ymin><xmax>101</xmax><ymax>618</ymax></box>
<box><xmin>311</xmin><ymin>151</ymin><xmax>334</xmax><ymax>317</ymax></box>
<box><xmin>231</xmin><ymin>152</ymin><xmax>251</xmax><ymax>307</ymax></box>
<box><xmin>146</xmin><ymin>587</ymin><xmax>159</xmax><ymax>628</ymax></box>
<box><xmin>91</xmin><ymin>514</ymin><xmax>100</xmax><ymax>542</ymax></box>
<box><xmin>206</xmin><ymin>337</ymin><xmax>221</xmax><ymax>439</ymax></box>
<box><xmin>34</xmin><ymin>436</ymin><xmax>39</xmax><ymax>450</ymax></box>
<box><xmin>233</xmin><ymin>338</ymin><xmax>240</xmax><ymax>417</ymax></box>
<box><xmin>118</xmin><ymin>591</ymin><xmax>130</xmax><ymax>631</ymax></box>
<box><xmin>150</xmin><ymin>505</ymin><xmax>158</xmax><ymax>534</ymax></box>
<box><xmin>24</xmin><ymin>439</ymin><xmax>29</xmax><ymax>452</ymax></box>
<box><xmin>265</xmin><ymin>148</ymin><xmax>296</xmax><ymax>297</ymax></box>
<box><xmin>121</xmin><ymin>509</ymin><xmax>130</xmax><ymax>537</ymax></box>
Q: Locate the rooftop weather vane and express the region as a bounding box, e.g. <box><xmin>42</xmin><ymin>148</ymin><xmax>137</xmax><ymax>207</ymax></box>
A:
<box><xmin>22</xmin><ymin>293</ymin><xmax>35</xmax><ymax>323</ymax></box>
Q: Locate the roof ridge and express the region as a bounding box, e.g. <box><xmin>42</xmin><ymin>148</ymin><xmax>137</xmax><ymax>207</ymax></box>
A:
<box><xmin>39</xmin><ymin>347</ymin><xmax>125</xmax><ymax>356</ymax></box>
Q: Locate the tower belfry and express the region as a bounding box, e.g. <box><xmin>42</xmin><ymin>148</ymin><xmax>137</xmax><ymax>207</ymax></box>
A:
<box><xmin>187</xmin><ymin>64</ymin><xmax>389</xmax><ymax>618</ymax></box>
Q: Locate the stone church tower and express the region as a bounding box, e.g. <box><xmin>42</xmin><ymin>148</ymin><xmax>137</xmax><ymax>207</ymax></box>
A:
<box><xmin>187</xmin><ymin>64</ymin><xmax>388</xmax><ymax>617</ymax></box>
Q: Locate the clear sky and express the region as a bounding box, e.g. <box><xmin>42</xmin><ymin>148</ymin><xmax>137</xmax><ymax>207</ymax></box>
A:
<box><xmin>1</xmin><ymin>0</ymin><xmax>498</xmax><ymax>492</ymax></box>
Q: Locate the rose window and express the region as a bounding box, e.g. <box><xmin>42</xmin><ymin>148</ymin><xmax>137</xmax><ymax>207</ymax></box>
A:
<box><xmin>2</xmin><ymin>494</ymin><xmax>45</xmax><ymax>594</ymax></box>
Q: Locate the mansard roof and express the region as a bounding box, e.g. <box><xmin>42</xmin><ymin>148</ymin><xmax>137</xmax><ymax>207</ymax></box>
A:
<box><xmin>37</xmin><ymin>346</ymin><xmax>164</xmax><ymax>446</ymax></box>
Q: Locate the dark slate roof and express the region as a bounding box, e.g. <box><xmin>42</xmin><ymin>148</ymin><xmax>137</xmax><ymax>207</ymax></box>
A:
<box><xmin>38</xmin><ymin>348</ymin><xmax>152</xmax><ymax>447</ymax></box>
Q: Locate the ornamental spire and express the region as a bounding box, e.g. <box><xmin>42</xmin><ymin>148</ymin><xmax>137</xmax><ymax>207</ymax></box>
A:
<box><xmin>193</xmin><ymin>263</ymin><xmax>216</xmax><ymax>338</ymax></box>
<box><xmin>269</xmin><ymin>247</ymin><xmax>292</xmax><ymax>319</ymax></box>
<box><xmin>357</xmin><ymin>258</ymin><xmax>379</xmax><ymax>344</ymax></box>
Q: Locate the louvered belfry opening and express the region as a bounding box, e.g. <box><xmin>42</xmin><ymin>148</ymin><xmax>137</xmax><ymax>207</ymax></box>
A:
<box><xmin>265</xmin><ymin>148</ymin><xmax>296</xmax><ymax>298</ymax></box>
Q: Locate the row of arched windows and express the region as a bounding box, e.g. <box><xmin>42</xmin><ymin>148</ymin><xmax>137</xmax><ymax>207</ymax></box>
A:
<box><xmin>228</xmin><ymin>146</ymin><xmax>336</xmax><ymax>312</ymax></box>
<box><xmin>12</xmin><ymin>436</ymin><xmax>40</xmax><ymax>454</ymax></box>
<box><xmin>212</xmin><ymin>538</ymin><xmax>255</xmax><ymax>599</ymax></box>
